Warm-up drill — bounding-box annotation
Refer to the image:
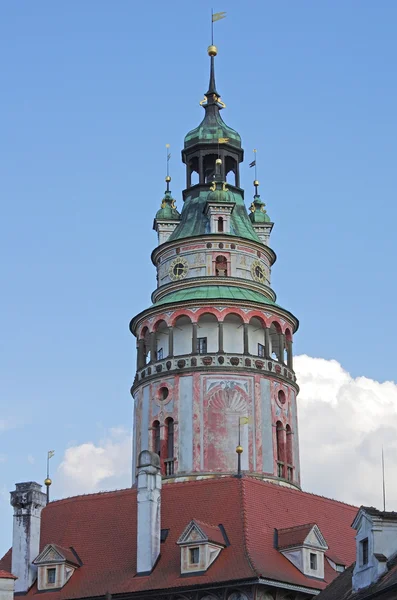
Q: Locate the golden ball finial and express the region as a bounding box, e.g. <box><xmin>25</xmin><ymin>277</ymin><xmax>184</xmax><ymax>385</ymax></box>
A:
<box><xmin>216</xmin><ymin>158</ymin><xmax>222</xmax><ymax>165</ymax></box>
<box><xmin>165</xmin><ymin>175</ymin><xmax>171</xmax><ymax>183</ymax></box>
<box><xmin>208</xmin><ymin>45</ymin><xmax>218</xmax><ymax>57</ymax></box>
<box><xmin>254</xmin><ymin>180</ymin><xmax>259</xmax><ymax>187</ymax></box>
<box><xmin>44</xmin><ymin>478</ymin><xmax>52</xmax><ymax>487</ymax></box>
<box><xmin>236</xmin><ymin>445</ymin><xmax>243</xmax><ymax>455</ymax></box>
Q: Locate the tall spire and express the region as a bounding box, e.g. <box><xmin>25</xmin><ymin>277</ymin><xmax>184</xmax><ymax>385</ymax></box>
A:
<box><xmin>206</xmin><ymin>46</ymin><xmax>218</xmax><ymax>96</ymax></box>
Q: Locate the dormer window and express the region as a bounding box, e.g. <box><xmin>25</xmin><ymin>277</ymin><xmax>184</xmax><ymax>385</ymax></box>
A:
<box><xmin>177</xmin><ymin>519</ymin><xmax>227</xmax><ymax>575</ymax></box>
<box><xmin>33</xmin><ymin>544</ymin><xmax>81</xmax><ymax>591</ymax></box>
<box><xmin>277</xmin><ymin>523</ymin><xmax>328</xmax><ymax>580</ymax></box>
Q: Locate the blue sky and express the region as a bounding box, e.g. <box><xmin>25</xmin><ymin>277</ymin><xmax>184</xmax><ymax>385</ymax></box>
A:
<box><xmin>1</xmin><ymin>1</ymin><xmax>397</xmax><ymax>555</ymax></box>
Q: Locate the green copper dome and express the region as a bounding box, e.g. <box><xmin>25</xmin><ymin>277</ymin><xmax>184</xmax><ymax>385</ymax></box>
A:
<box><xmin>168</xmin><ymin>187</ymin><xmax>260</xmax><ymax>243</ymax></box>
<box><xmin>249</xmin><ymin>194</ymin><xmax>271</xmax><ymax>223</ymax></box>
<box><xmin>184</xmin><ymin>112</ymin><xmax>241</xmax><ymax>149</ymax></box>
<box><xmin>155</xmin><ymin>190</ymin><xmax>180</xmax><ymax>221</ymax></box>
<box><xmin>207</xmin><ymin>184</ymin><xmax>233</xmax><ymax>204</ymax></box>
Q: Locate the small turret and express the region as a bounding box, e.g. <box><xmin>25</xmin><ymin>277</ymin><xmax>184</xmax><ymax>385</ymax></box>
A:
<box><xmin>204</xmin><ymin>159</ymin><xmax>235</xmax><ymax>233</ymax></box>
<box><xmin>153</xmin><ymin>175</ymin><xmax>180</xmax><ymax>245</ymax></box>
<box><xmin>249</xmin><ymin>181</ymin><xmax>273</xmax><ymax>245</ymax></box>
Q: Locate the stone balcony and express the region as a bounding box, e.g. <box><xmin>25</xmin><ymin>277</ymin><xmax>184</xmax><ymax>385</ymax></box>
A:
<box><xmin>133</xmin><ymin>353</ymin><xmax>297</xmax><ymax>390</ymax></box>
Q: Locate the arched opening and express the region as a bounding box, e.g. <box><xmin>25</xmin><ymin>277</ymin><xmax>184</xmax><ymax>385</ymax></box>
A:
<box><xmin>203</xmin><ymin>154</ymin><xmax>218</xmax><ymax>183</ymax></box>
<box><xmin>269</xmin><ymin>321</ymin><xmax>282</xmax><ymax>361</ymax></box>
<box><xmin>215</xmin><ymin>255</ymin><xmax>228</xmax><ymax>277</ymax></box>
<box><xmin>286</xmin><ymin>424</ymin><xmax>293</xmax><ymax>481</ymax></box>
<box><xmin>225</xmin><ymin>156</ymin><xmax>237</xmax><ymax>186</ymax></box>
<box><xmin>223</xmin><ymin>313</ymin><xmax>244</xmax><ymax>354</ymax></box>
<box><xmin>165</xmin><ymin>417</ymin><xmax>174</xmax><ymax>476</ymax></box>
<box><xmin>188</xmin><ymin>157</ymin><xmax>199</xmax><ymax>187</ymax></box>
<box><xmin>248</xmin><ymin>316</ymin><xmax>266</xmax><ymax>356</ymax></box>
<box><xmin>197</xmin><ymin>313</ymin><xmax>218</xmax><ymax>353</ymax></box>
<box><xmin>278</xmin><ymin>390</ymin><xmax>286</xmax><ymax>404</ymax></box>
<box><xmin>191</xmin><ymin>170</ymin><xmax>199</xmax><ymax>186</ymax></box>
<box><xmin>154</xmin><ymin>320</ymin><xmax>168</xmax><ymax>360</ymax></box>
<box><xmin>173</xmin><ymin>315</ymin><xmax>193</xmax><ymax>356</ymax></box>
<box><xmin>152</xmin><ymin>420</ymin><xmax>161</xmax><ymax>457</ymax></box>
<box><xmin>276</xmin><ymin>421</ymin><xmax>285</xmax><ymax>478</ymax></box>
<box><xmin>217</xmin><ymin>217</ymin><xmax>224</xmax><ymax>232</ymax></box>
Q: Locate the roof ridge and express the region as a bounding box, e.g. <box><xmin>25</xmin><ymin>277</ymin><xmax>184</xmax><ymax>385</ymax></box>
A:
<box><xmin>278</xmin><ymin>522</ymin><xmax>317</xmax><ymax>532</ymax></box>
<box><xmin>48</xmin><ymin>487</ymin><xmax>136</xmax><ymax>506</ymax></box>
<box><xmin>240</xmin><ymin>477</ymin><xmax>260</xmax><ymax>577</ymax></box>
<box><xmin>242</xmin><ymin>476</ymin><xmax>358</xmax><ymax>510</ymax></box>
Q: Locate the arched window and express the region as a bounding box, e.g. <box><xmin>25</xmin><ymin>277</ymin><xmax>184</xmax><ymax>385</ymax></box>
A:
<box><xmin>286</xmin><ymin>424</ymin><xmax>293</xmax><ymax>481</ymax></box>
<box><xmin>276</xmin><ymin>421</ymin><xmax>285</xmax><ymax>478</ymax></box>
<box><xmin>217</xmin><ymin>217</ymin><xmax>224</xmax><ymax>232</ymax></box>
<box><xmin>165</xmin><ymin>418</ymin><xmax>174</xmax><ymax>476</ymax></box>
<box><xmin>269</xmin><ymin>321</ymin><xmax>282</xmax><ymax>361</ymax></box>
<box><xmin>153</xmin><ymin>421</ymin><xmax>160</xmax><ymax>457</ymax></box>
<box><xmin>215</xmin><ymin>255</ymin><xmax>228</xmax><ymax>277</ymax></box>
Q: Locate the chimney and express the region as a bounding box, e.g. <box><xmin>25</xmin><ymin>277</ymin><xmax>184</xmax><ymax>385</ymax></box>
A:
<box><xmin>10</xmin><ymin>482</ymin><xmax>46</xmax><ymax>593</ymax></box>
<box><xmin>136</xmin><ymin>451</ymin><xmax>161</xmax><ymax>574</ymax></box>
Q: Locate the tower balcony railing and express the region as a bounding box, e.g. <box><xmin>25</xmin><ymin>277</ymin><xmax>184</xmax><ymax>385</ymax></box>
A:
<box><xmin>134</xmin><ymin>352</ymin><xmax>296</xmax><ymax>388</ymax></box>
<box><xmin>164</xmin><ymin>458</ymin><xmax>175</xmax><ymax>476</ymax></box>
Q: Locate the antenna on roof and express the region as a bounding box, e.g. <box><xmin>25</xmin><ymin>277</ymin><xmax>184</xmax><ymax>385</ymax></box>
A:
<box><xmin>382</xmin><ymin>446</ymin><xmax>386</xmax><ymax>512</ymax></box>
<box><xmin>44</xmin><ymin>450</ymin><xmax>54</xmax><ymax>505</ymax></box>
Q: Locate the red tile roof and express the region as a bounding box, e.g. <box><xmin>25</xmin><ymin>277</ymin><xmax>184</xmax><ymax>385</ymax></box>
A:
<box><xmin>277</xmin><ymin>523</ymin><xmax>317</xmax><ymax>549</ymax></box>
<box><xmin>0</xmin><ymin>569</ymin><xmax>16</xmax><ymax>580</ymax></box>
<box><xmin>0</xmin><ymin>477</ymin><xmax>357</xmax><ymax>598</ymax></box>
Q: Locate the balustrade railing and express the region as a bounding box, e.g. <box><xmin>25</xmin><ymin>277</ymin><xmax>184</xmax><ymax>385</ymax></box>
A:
<box><xmin>164</xmin><ymin>458</ymin><xmax>175</xmax><ymax>476</ymax></box>
<box><xmin>135</xmin><ymin>352</ymin><xmax>296</xmax><ymax>385</ymax></box>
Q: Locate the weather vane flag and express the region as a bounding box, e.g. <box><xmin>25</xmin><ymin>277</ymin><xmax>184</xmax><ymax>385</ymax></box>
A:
<box><xmin>211</xmin><ymin>10</ymin><xmax>226</xmax><ymax>45</ymax></box>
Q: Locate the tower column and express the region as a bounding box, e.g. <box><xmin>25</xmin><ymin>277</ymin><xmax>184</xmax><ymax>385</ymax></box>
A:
<box><xmin>243</xmin><ymin>323</ymin><xmax>249</xmax><ymax>355</ymax></box>
<box><xmin>192</xmin><ymin>323</ymin><xmax>198</xmax><ymax>354</ymax></box>
<box><xmin>137</xmin><ymin>339</ymin><xmax>146</xmax><ymax>369</ymax></box>
<box><xmin>218</xmin><ymin>321</ymin><xmax>224</xmax><ymax>353</ymax></box>
<box><xmin>278</xmin><ymin>333</ymin><xmax>285</xmax><ymax>364</ymax></box>
<box><xmin>264</xmin><ymin>326</ymin><xmax>270</xmax><ymax>358</ymax></box>
<box><xmin>287</xmin><ymin>338</ymin><xmax>293</xmax><ymax>370</ymax></box>
<box><xmin>168</xmin><ymin>326</ymin><xmax>174</xmax><ymax>357</ymax></box>
<box><xmin>199</xmin><ymin>155</ymin><xmax>205</xmax><ymax>184</ymax></box>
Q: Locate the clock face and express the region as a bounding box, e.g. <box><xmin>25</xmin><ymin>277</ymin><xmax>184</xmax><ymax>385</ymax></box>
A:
<box><xmin>251</xmin><ymin>260</ymin><xmax>265</xmax><ymax>283</ymax></box>
<box><xmin>169</xmin><ymin>257</ymin><xmax>189</xmax><ymax>281</ymax></box>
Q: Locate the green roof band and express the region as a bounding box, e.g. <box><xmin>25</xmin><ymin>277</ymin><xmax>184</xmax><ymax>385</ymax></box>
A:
<box><xmin>153</xmin><ymin>285</ymin><xmax>278</xmax><ymax>307</ymax></box>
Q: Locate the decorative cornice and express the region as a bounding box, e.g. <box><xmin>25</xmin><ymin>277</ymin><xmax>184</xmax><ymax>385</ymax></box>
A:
<box><xmin>151</xmin><ymin>276</ymin><xmax>277</xmax><ymax>304</ymax></box>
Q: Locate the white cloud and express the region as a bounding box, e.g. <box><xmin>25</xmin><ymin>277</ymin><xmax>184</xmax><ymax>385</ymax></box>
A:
<box><xmin>57</xmin><ymin>427</ymin><xmax>132</xmax><ymax>497</ymax></box>
<box><xmin>295</xmin><ymin>355</ymin><xmax>397</xmax><ymax>509</ymax></box>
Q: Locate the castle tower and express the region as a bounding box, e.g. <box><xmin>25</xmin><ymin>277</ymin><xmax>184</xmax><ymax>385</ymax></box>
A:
<box><xmin>130</xmin><ymin>45</ymin><xmax>300</xmax><ymax>489</ymax></box>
